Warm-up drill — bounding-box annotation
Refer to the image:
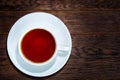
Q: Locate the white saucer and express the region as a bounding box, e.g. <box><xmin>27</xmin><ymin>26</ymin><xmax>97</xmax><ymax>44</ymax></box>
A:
<box><xmin>7</xmin><ymin>12</ymin><xmax>72</xmax><ymax>77</ymax></box>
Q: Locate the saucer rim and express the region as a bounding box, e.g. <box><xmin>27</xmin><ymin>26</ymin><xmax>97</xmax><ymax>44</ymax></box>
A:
<box><xmin>7</xmin><ymin>12</ymin><xmax>72</xmax><ymax>77</ymax></box>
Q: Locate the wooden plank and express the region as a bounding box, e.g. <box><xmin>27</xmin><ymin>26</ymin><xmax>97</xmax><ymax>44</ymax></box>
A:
<box><xmin>0</xmin><ymin>0</ymin><xmax>79</xmax><ymax>11</ymax></box>
<box><xmin>0</xmin><ymin>11</ymin><xmax>120</xmax><ymax>34</ymax></box>
<box><xmin>0</xmin><ymin>0</ymin><xmax>120</xmax><ymax>11</ymax></box>
<box><xmin>0</xmin><ymin>34</ymin><xmax>7</xmax><ymax>49</ymax></box>
<box><xmin>72</xmin><ymin>34</ymin><xmax>120</xmax><ymax>48</ymax></box>
<box><xmin>0</xmin><ymin>0</ymin><xmax>51</xmax><ymax>11</ymax></box>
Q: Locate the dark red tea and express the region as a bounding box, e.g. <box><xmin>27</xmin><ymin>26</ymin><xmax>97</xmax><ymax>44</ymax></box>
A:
<box><xmin>21</xmin><ymin>29</ymin><xmax>56</xmax><ymax>63</ymax></box>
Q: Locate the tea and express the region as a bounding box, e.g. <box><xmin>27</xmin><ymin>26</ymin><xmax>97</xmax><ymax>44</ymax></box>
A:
<box><xmin>21</xmin><ymin>29</ymin><xmax>56</xmax><ymax>63</ymax></box>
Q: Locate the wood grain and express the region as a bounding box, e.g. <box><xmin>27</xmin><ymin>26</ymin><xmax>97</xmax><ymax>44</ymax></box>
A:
<box><xmin>0</xmin><ymin>11</ymin><xmax>120</xmax><ymax>34</ymax></box>
<box><xmin>0</xmin><ymin>0</ymin><xmax>120</xmax><ymax>80</ymax></box>
<box><xmin>0</xmin><ymin>0</ymin><xmax>120</xmax><ymax>11</ymax></box>
<box><xmin>1</xmin><ymin>33</ymin><xmax>120</xmax><ymax>79</ymax></box>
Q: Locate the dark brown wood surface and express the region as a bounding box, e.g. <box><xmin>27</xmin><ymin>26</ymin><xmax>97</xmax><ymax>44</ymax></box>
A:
<box><xmin>1</xmin><ymin>0</ymin><xmax>120</xmax><ymax>80</ymax></box>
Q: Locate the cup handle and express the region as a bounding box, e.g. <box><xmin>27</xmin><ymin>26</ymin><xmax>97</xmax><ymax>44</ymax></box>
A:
<box><xmin>57</xmin><ymin>46</ymin><xmax>69</xmax><ymax>53</ymax></box>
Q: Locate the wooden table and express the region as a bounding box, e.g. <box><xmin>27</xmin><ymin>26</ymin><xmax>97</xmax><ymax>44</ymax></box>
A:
<box><xmin>1</xmin><ymin>0</ymin><xmax>120</xmax><ymax>80</ymax></box>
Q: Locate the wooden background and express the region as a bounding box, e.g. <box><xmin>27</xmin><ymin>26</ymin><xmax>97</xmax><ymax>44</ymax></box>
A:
<box><xmin>1</xmin><ymin>0</ymin><xmax>120</xmax><ymax>80</ymax></box>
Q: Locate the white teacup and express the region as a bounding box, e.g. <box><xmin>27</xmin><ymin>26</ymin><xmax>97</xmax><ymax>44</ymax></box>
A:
<box><xmin>18</xmin><ymin>28</ymin><xmax>69</xmax><ymax>66</ymax></box>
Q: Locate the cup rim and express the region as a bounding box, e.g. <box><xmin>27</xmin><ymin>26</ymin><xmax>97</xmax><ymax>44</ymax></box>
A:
<box><xmin>18</xmin><ymin>28</ymin><xmax>57</xmax><ymax>66</ymax></box>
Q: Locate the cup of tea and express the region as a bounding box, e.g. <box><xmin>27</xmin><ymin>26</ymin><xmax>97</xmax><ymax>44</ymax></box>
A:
<box><xmin>18</xmin><ymin>28</ymin><xmax>69</xmax><ymax>66</ymax></box>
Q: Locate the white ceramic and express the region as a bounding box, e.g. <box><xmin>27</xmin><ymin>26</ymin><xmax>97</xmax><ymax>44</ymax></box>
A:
<box><xmin>18</xmin><ymin>28</ymin><xmax>68</xmax><ymax>66</ymax></box>
<box><xmin>7</xmin><ymin>12</ymin><xmax>72</xmax><ymax>77</ymax></box>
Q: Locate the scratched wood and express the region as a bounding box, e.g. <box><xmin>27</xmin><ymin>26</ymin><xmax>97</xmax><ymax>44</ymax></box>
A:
<box><xmin>1</xmin><ymin>0</ymin><xmax>120</xmax><ymax>80</ymax></box>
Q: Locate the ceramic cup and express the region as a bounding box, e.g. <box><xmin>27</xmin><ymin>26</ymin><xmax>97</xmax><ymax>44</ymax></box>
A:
<box><xmin>18</xmin><ymin>28</ymin><xmax>69</xmax><ymax>66</ymax></box>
